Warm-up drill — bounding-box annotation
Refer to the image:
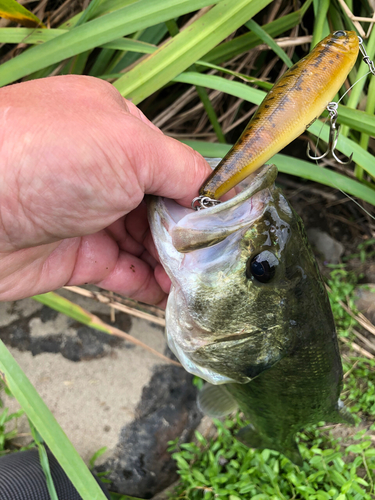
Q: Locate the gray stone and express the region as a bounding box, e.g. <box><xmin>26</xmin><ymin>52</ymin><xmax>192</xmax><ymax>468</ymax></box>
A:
<box><xmin>97</xmin><ymin>364</ymin><xmax>202</xmax><ymax>499</ymax></box>
<box><xmin>307</xmin><ymin>228</ymin><xmax>345</xmax><ymax>264</ymax></box>
<box><xmin>354</xmin><ymin>285</ymin><xmax>375</xmax><ymax>324</ymax></box>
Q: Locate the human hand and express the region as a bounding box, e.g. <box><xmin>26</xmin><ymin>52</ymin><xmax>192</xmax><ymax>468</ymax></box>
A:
<box><xmin>0</xmin><ymin>75</ymin><xmax>211</xmax><ymax>306</ymax></box>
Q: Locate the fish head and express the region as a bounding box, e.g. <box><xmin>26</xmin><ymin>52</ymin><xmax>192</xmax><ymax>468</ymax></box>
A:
<box><xmin>321</xmin><ymin>30</ymin><xmax>359</xmax><ymax>57</ymax></box>
<box><xmin>148</xmin><ymin>164</ymin><xmax>330</xmax><ymax>385</ymax></box>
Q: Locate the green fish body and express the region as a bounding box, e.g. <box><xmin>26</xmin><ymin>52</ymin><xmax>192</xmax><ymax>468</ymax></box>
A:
<box><xmin>148</xmin><ymin>163</ymin><xmax>353</xmax><ymax>464</ymax></box>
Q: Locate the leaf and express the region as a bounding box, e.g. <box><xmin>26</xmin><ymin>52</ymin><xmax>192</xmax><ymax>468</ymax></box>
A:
<box><xmin>0</xmin><ymin>0</ymin><xmax>45</xmax><ymax>28</ymax></box>
<box><xmin>0</xmin><ymin>340</ymin><xmax>108</xmax><ymax>500</ymax></box>
<box><xmin>245</xmin><ymin>18</ymin><xmax>293</xmax><ymax>67</ymax></box>
<box><xmin>89</xmin><ymin>446</ymin><xmax>108</xmax><ymax>469</ymax></box>
<box><xmin>0</xmin><ymin>0</ymin><xmax>217</xmax><ymax>87</ymax></box>
<box><xmin>203</xmin><ymin>0</ymin><xmax>313</xmax><ymax>64</ymax></box>
<box><xmin>113</xmin><ymin>0</ymin><xmax>273</xmax><ymax>101</ymax></box>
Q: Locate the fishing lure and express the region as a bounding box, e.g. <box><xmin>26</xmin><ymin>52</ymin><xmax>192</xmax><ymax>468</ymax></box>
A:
<box><xmin>308</xmin><ymin>35</ymin><xmax>375</xmax><ymax>165</ymax></box>
<box><xmin>196</xmin><ymin>30</ymin><xmax>359</xmax><ymax>206</ymax></box>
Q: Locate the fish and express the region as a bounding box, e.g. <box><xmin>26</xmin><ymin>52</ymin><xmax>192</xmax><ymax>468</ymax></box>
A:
<box><xmin>148</xmin><ymin>162</ymin><xmax>354</xmax><ymax>465</ymax></box>
<box><xmin>200</xmin><ymin>30</ymin><xmax>359</xmax><ymax>200</ymax></box>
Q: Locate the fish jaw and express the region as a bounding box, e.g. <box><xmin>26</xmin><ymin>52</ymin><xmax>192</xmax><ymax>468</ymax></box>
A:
<box><xmin>148</xmin><ymin>165</ymin><xmax>309</xmax><ymax>385</ymax></box>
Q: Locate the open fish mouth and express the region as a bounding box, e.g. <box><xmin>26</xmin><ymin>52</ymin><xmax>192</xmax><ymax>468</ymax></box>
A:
<box><xmin>148</xmin><ymin>164</ymin><xmax>282</xmax><ymax>384</ymax></box>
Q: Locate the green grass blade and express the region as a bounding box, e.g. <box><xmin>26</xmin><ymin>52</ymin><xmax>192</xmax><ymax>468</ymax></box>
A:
<box><xmin>102</xmin><ymin>38</ymin><xmax>156</xmax><ymax>52</ymax></box>
<box><xmin>33</xmin><ymin>292</ymin><xmax>109</xmax><ymax>332</ymax></box>
<box><xmin>195</xmin><ymin>60</ymin><xmax>273</xmax><ymax>90</ymax></box>
<box><xmin>113</xmin><ymin>0</ymin><xmax>273</xmax><ymax>102</ymax></box>
<box><xmin>340</xmin><ymin>26</ymin><xmax>375</xmax><ymax>137</ymax></box>
<box><xmin>0</xmin><ymin>28</ymin><xmax>158</xmax><ymax>55</ymax></box>
<box><xmin>0</xmin><ymin>341</ymin><xmax>108</xmax><ymax>500</ymax></box>
<box><xmin>173</xmin><ymin>72</ymin><xmax>375</xmax><ymax>179</ymax></box>
<box><xmin>195</xmin><ymin>85</ymin><xmax>226</xmax><ymax>142</ymax></box>
<box><xmin>356</xmin><ymin>75</ymin><xmax>375</xmax><ymax>181</ymax></box>
<box><xmin>245</xmin><ymin>18</ymin><xmax>293</xmax><ymax>67</ymax></box>
<box><xmin>182</xmin><ymin>140</ymin><xmax>375</xmax><ymax>205</ymax></box>
<box><xmin>29</xmin><ymin>423</ymin><xmax>59</xmax><ymax>500</ymax></box>
<box><xmin>0</xmin><ymin>27</ymin><xmax>66</xmax><ymax>43</ymax></box>
<box><xmin>308</xmin><ymin>120</ymin><xmax>375</xmax><ymax>179</ymax></box>
<box><xmin>334</xmin><ymin>105</ymin><xmax>375</xmax><ymax>136</ymax></box>
<box><xmin>33</xmin><ymin>292</ymin><xmax>176</xmax><ymax>364</ymax></box>
<box><xmin>0</xmin><ymin>0</ymin><xmax>216</xmax><ymax>87</ymax></box>
<box><xmin>89</xmin><ymin>47</ymin><xmax>117</xmax><ymax>76</ymax></box>
<box><xmin>74</xmin><ymin>0</ymin><xmax>103</xmax><ymax>26</ymax></box>
<box><xmin>310</xmin><ymin>0</ymin><xmax>330</xmax><ymax>49</ymax></box>
<box><xmin>111</xmin><ymin>22</ymin><xmax>168</xmax><ymax>72</ymax></box>
<box><xmin>174</xmin><ymin>71</ymin><xmax>265</xmax><ymax>103</ymax></box>
<box><xmin>203</xmin><ymin>0</ymin><xmax>313</xmax><ymax>64</ymax></box>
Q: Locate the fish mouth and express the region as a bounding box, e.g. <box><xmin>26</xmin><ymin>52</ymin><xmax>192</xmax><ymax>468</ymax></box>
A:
<box><xmin>148</xmin><ymin>163</ymin><xmax>279</xmax><ymax>384</ymax></box>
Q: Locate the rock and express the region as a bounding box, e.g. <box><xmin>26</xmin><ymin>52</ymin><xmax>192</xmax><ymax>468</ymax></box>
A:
<box><xmin>364</xmin><ymin>264</ymin><xmax>375</xmax><ymax>283</ymax></box>
<box><xmin>354</xmin><ymin>285</ymin><xmax>375</xmax><ymax>324</ymax></box>
<box><xmin>307</xmin><ymin>228</ymin><xmax>344</xmax><ymax>264</ymax></box>
<box><xmin>97</xmin><ymin>365</ymin><xmax>202</xmax><ymax>499</ymax></box>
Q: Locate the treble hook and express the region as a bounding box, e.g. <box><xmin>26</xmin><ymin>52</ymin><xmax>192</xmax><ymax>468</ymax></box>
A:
<box><xmin>307</xmin><ymin>102</ymin><xmax>353</xmax><ymax>165</ymax></box>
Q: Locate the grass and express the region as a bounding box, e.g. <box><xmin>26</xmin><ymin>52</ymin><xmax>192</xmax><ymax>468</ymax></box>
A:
<box><xmin>169</xmin><ymin>419</ymin><xmax>375</xmax><ymax>500</ymax></box>
<box><xmin>0</xmin><ymin>1</ymin><xmax>375</xmax><ymax>498</ymax></box>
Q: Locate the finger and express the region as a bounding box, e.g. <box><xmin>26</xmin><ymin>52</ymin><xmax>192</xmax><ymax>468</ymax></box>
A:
<box><xmin>124</xmin><ymin>201</ymin><xmax>150</xmax><ymax>245</ymax></box>
<box><xmin>124</xmin><ymin>99</ymin><xmax>163</xmax><ymax>134</ymax></box>
<box><xmin>154</xmin><ymin>264</ymin><xmax>171</xmax><ymax>294</ymax></box>
<box><xmin>96</xmin><ymin>250</ymin><xmax>166</xmax><ymax>305</ymax></box>
<box><xmin>64</xmin><ymin>232</ymin><xmax>165</xmax><ymax>305</ymax></box>
<box><xmin>140</xmin><ymin>249</ymin><xmax>158</xmax><ymax>269</ymax></box>
<box><xmin>143</xmin><ymin>230</ymin><xmax>160</xmax><ymax>263</ymax></box>
<box><xmin>105</xmin><ymin>216</ymin><xmax>145</xmax><ymax>256</ymax></box>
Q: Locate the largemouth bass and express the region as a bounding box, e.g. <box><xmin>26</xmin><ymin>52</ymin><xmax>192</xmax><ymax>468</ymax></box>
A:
<box><xmin>200</xmin><ymin>30</ymin><xmax>359</xmax><ymax>199</ymax></box>
<box><xmin>148</xmin><ymin>162</ymin><xmax>353</xmax><ymax>464</ymax></box>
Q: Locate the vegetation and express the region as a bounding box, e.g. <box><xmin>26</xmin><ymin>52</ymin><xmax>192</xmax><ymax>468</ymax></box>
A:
<box><xmin>0</xmin><ymin>0</ymin><xmax>374</xmax><ymax>499</ymax></box>
<box><xmin>169</xmin><ymin>419</ymin><xmax>375</xmax><ymax>500</ymax></box>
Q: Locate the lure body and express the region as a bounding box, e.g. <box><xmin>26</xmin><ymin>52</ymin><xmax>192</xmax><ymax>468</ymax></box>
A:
<box><xmin>200</xmin><ymin>30</ymin><xmax>359</xmax><ymax>199</ymax></box>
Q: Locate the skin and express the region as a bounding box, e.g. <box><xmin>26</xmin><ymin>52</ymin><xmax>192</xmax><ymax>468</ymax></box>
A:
<box><xmin>0</xmin><ymin>75</ymin><xmax>212</xmax><ymax>305</ymax></box>
<box><xmin>200</xmin><ymin>30</ymin><xmax>359</xmax><ymax>199</ymax></box>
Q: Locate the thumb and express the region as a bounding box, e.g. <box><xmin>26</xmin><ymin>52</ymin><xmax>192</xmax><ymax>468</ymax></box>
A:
<box><xmin>127</xmin><ymin>117</ymin><xmax>212</xmax><ymax>207</ymax></box>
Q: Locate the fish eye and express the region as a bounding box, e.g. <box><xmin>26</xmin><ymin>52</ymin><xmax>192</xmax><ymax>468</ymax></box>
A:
<box><xmin>333</xmin><ymin>30</ymin><xmax>346</xmax><ymax>37</ymax></box>
<box><xmin>246</xmin><ymin>250</ymin><xmax>278</xmax><ymax>283</ymax></box>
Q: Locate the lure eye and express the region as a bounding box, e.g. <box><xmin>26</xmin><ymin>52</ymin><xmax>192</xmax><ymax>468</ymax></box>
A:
<box><xmin>246</xmin><ymin>250</ymin><xmax>278</xmax><ymax>283</ymax></box>
<box><xmin>333</xmin><ymin>30</ymin><xmax>346</xmax><ymax>37</ymax></box>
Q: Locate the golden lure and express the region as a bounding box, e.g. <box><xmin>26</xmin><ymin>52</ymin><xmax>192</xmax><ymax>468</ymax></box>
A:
<box><xmin>200</xmin><ymin>31</ymin><xmax>359</xmax><ymax>200</ymax></box>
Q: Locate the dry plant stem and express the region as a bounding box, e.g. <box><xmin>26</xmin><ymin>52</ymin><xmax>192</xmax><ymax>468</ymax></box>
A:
<box><xmin>94</xmin><ymin>314</ymin><xmax>179</xmax><ymax>366</ymax></box>
<box><xmin>336</xmin><ymin>0</ymin><xmax>375</xmax><ymax>38</ymax></box>
<box><xmin>257</xmin><ymin>36</ymin><xmax>312</xmax><ymax>51</ymax></box>
<box><xmin>266</xmin><ymin>0</ymin><xmax>283</xmax><ymax>23</ymax></box>
<box><xmin>352</xmin><ymin>328</ymin><xmax>375</xmax><ymax>352</ymax></box>
<box><xmin>99</xmin><ymin>291</ymin><xmax>165</xmax><ymax>318</ymax></box>
<box><xmin>64</xmin><ymin>285</ymin><xmax>166</xmax><ymax>326</ymax></box>
<box><xmin>154</xmin><ymin>86</ymin><xmax>196</xmax><ymax>127</ymax></box>
<box><xmin>343</xmin><ymin>359</ymin><xmax>360</xmax><ymax>379</ymax></box>
<box><xmin>62</xmin><ymin>287</ymin><xmax>178</xmax><ymax>365</ymax></box>
<box><xmin>340</xmin><ymin>336</ymin><xmax>374</xmax><ymax>359</ymax></box>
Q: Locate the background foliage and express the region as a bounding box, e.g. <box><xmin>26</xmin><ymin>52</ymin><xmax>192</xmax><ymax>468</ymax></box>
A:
<box><xmin>0</xmin><ymin>0</ymin><xmax>375</xmax><ymax>499</ymax></box>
